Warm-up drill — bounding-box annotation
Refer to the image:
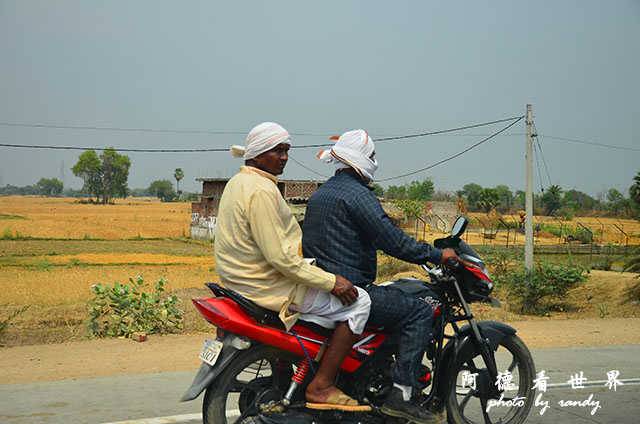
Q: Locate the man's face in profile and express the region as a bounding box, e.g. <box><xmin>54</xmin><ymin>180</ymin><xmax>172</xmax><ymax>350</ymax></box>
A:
<box><xmin>253</xmin><ymin>144</ymin><xmax>290</xmax><ymax>175</ymax></box>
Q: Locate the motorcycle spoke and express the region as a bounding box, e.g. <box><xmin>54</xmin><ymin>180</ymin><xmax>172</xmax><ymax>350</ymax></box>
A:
<box><xmin>459</xmin><ymin>388</ymin><xmax>475</xmax><ymax>412</ymax></box>
<box><xmin>233</xmin><ymin>404</ymin><xmax>257</xmax><ymax>424</ymax></box>
<box><xmin>506</xmin><ymin>356</ymin><xmax>518</xmax><ymax>373</ymax></box>
<box><xmin>479</xmin><ymin>398</ymin><xmax>493</xmax><ymax>424</ymax></box>
<box><xmin>229</xmin><ymin>379</ymin><xmax>255</xmax><ymax>393</ymax></box>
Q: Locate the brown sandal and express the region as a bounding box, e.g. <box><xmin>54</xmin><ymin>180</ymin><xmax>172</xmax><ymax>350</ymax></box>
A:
<box><xmin>306</xmin><ymin>389</ymin><xmax>372</xmax><ymax>412</ymax></box>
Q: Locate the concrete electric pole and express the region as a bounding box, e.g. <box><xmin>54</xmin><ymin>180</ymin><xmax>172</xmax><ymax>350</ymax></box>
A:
<box><xmin>525</xmin><ymin>104</ymin><xmax>534</xmax><ymax>270</ymax></box>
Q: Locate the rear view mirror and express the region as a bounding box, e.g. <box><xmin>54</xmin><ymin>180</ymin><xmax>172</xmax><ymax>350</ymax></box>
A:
<box><xmin>451</xmin><ymin>216</ymin><xmax>468</xmax><ymax>238</ymax></box>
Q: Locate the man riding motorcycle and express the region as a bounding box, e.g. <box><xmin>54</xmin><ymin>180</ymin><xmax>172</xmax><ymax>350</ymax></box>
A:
<box><xmin>302</xmin><ymin>129</ymin><xmax>458</xmax><ymax>424</ymax></box>
<box><xmin>214</xmin><ymin>122</ymin><xmax>372</xmax><ymax>412</ymax></box>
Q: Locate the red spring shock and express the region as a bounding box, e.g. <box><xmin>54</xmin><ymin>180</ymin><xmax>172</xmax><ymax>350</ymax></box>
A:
<box><xmin>292</xmin><ymin>357</ymin><xmax>311</xmax><ymax>384</ymax></box>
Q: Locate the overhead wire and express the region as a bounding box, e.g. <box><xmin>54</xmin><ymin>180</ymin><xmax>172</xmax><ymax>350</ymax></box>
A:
<box><xmin>287</xmin><ymin>155</ymin><xmax>330</xmax><ymax>179</ymax></box>
<box><xmin>538</xmin><ymin>134</ymin><xmax>639</xmax><ymax>153</ymax></box>
<box><xmin>532</xmin><ymin>122</ymin><xmax>553</xmax><ymax>188</ymax></box>
<box><xmin>532</xmin><ymin>136</ymin><xmax>545</xmax><ymax>192</ymax></box>
<box><xmin>0</xmin><ymin>116</ymin><xmax>525</xmax><ymax>152</ymax></box>
<box><xmin>376</xmin><ymin>116</ymin><xmax>524</xmax><ymax>183</ymax></box>
<box><xmin>0</xmin><ymin>115</ymin><xmax>527</xmax><ymax>183</ymax></box>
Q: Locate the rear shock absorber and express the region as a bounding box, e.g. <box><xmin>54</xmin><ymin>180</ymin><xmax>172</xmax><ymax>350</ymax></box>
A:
<box><xmin>283</xmin><ymin>357</ymin><xmax>312</xmax><ymax>405</ymax></box>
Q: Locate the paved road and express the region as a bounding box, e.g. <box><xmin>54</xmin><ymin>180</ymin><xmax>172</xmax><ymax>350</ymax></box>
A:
<box><xmin>1</xmin><ymin>345</ymin><xmax>639</xmax><ymax>423</ymax></box>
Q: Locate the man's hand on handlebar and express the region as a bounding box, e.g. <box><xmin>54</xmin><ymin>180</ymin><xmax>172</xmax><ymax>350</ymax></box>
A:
<box><xmin>440</xmin><ymin>248</ymin><xmax>460</xmax><ymax>267</ymax></box>
<box><xmin>331</xmin><ymin>275</ymin><xmax>359</xmax><ymax>306</ymax></box>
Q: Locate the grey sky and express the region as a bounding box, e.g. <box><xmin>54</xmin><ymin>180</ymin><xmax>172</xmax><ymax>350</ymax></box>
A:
<box><xmin>1</xmin><ymin>0</ymin><xmax>638</xmax><ymax>198</ymax></box>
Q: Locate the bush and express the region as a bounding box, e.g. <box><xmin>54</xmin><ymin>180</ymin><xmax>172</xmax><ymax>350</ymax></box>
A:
<box><xmin>496</xmin><ymin>262</ymin><xmax>588</xmax><ymax>315</ymax></box>
<box><xmin>624</xmin><ymin>247</ymin><xmax>640</xmax><ymax>274</ymax></box>
<box><xmin>85</xmin><ymin>276</ymin><xmax>183</xmax><ymax>338</ymax></box>
<box><xmin>541</xmin><ymin>223</ymin><xmax>594</xmax><ymax>244</ymax></box>
<box><xmin>377</xmin><ymin>253</ymin><xmax>414</xmax><ymax>280</ymax></box>
<box><xmin>592</xmin><ymin>244</ymin><xmax>618</xmax><ymax>271</ymax></box>
<box><xmin>475</xmin><ymin>246</ymin><xmax>523</xmax><ymax>276</ymax></box>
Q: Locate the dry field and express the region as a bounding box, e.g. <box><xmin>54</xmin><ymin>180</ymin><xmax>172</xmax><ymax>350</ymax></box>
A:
<box><xmin>1</xmin><ymin>195</ymin><xmax>639</xmax><ymax>348</ymax></box>
<box><xmin>0</xmin><ymin>195</ymin><xmax>191</xmax><ymax>239</ymax></box>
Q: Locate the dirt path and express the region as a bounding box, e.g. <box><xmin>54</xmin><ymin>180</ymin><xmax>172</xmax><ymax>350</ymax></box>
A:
<box><xmin>1</xmin><ymin>318</ymin><xmax>639</xmax><ymax>385</ymax></box>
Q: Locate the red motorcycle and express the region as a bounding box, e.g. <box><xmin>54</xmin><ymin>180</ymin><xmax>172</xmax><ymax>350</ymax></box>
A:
<box><xmin>182</xmin><ymin>216</ymin><xmax>536</xmax><ymax>424</ymax></box>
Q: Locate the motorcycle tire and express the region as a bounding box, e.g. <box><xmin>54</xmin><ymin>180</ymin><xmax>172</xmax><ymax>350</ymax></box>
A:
<box><xmin>445</xmin><ymin>334</ymin><xmax>535</xmax><ymax>424</ymax></box>
<box><xmin>202</xmin><ymin>344</ymin><xmax>298</xmax><ymax>424</ymax></box>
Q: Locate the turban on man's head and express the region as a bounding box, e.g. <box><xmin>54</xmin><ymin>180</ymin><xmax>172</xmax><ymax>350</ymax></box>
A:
<box><xmin>230</xmin><ymin>122</ymin><xmax>291</xmax><ymax>161</ymax></box>
<box><xmin>317</xmin><ymin>129</ymin><xmax>378</xmax><ymax>182</ymax></box>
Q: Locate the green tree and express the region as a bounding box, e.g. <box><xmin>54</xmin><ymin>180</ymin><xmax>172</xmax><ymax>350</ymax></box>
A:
<box><xmin>36</xmin><ymin>178</ymin><xmax>63</xmax><ymax>196</ymax></box>
<box><xmin>630</xmin><ymin>171</ymin><xmax>640</xmax><ymax>213</ymax></box>
<box><xmin>174</xmin><ymin>168</ymin><xmax>184</xmax><ymax>198</ymax></box>
<box><xmin>72</xmin><ymin>148</ymin><xmax>131</xmax><ymax>203</ymax></box>
<box><xmin>563</xmin><ymin>189</ymin><xmax>596</xmax><ymax>212</ymax></box>
<box><xmin>371</xmin><ymin>183</ymin><xmax>384</xmax><ymax>198</ymax></box>
<box><xmin>606</xmin><ymin>188</ymin><xmax>625</xmax><ymax>213</ymax></box>
<box><xmin>407</xmin><ymin>178</ymin><xmax>434</xmax><ymax>202</ymax></box>
<box><xmin>99</xmin><ymin>148</ymin><xmax>131</xmax><ymax>204</ymax></box>
<box><xmin>386</xmin><ymin>185</ymin><xmax>407</xmax><ymax>200</ymax></box>
<box><xmin>541</xmin><ymin>185</ymin><xmax>563</xmax><ymax>215</ymax></box>
<box><xmin>71</xmin><ymin>150</ymin><xmax>102</xmax><ymax>201</ymax></box>
<box><xmin>476</xmin><ymin>188</ymin><xmax>500</xmax><ymax>213</ymax></box>
<box><xmin>494</xmin><ymin>185</ymin><xmax>513</xmax><ymax>211</ymax></box>
<box><xmin>462</xmin><ymin>183</ymin><xmax>483</xmax><ymax>209</ymax></box>
<box><xmin>149</xmin><ymin>179</ymin><xmax>177</xmax><ymax>202</ymax></box>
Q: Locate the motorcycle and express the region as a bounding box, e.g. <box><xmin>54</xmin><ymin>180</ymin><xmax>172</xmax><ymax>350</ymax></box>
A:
<box><xmin>182</xmin><ymin>216</ymin><xmax>536</xmax><ymax>424</ymax></box>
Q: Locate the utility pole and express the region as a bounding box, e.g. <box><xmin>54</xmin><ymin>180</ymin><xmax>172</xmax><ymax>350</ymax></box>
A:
<box><xmin>525</xmin><ymin>104</ymin><xmax>534</xmax><ymax>270</ymax></box>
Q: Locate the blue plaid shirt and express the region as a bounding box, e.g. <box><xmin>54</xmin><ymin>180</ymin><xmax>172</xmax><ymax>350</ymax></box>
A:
<box><xmin>302</xmin><ymin>170</ymin><xmax>442</xmax><ymax>287</ymax></box>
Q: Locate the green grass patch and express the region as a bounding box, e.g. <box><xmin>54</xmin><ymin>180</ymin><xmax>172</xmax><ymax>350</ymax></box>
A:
<box><xmin>0</xmin><ymin>213</ymin><xmax>28</xmax><ymax>220</ymax></box>
<box><xmin>0</xmin><ymin>239</ymin><xmax>214</xmax><ymax>257</ymax></box>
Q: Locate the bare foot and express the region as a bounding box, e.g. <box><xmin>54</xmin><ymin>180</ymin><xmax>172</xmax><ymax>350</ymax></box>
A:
<box><xmin>305</xmin><ymin>384</ymin><xmax>340</xmax><ymax>404</ymax></box>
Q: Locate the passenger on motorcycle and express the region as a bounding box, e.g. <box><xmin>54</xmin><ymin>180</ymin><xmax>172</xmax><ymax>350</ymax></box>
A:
<box><xmin>302</xmin><ymin>129</ymin><xmax>459</xmax><ymax>424</ymax></box>
<box><xmin>215</xmin><ymin>122</ymin><xmax>372</xmax><ymax>412</ymax></box>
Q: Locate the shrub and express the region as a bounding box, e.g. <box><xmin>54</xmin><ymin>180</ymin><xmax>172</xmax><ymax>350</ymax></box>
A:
<box><xmin>85</xmin><ymin>276</ymin><xmax>183</xmax><ymax>338</ymax></box>
<box><xmin>475</xmin><ymin>246</ymin><xmax>523</xmax><ymax>276</ymax></box>
<box><xmin>0</xmin><ymin>306</ymin><xmax>30</xmax><ymax>344</ymax></box>
<box><xmin>624</xmin><ymin>247</ymin><xmax>640</xmax><ymax>274</ymax></box>
<box><xmin>496</xmin><ymin>261</ymin><xmax>588</xmax><ymax>315</ymax></box>
<box><xmin>592</xmin><ymin>244</ymin><xmax>618</xmax><ymax>271</ymax></box>
<box><xmin>377</xmin><ymin>253</ymin><xmax>414</xmax><ymax>280</ymax></box>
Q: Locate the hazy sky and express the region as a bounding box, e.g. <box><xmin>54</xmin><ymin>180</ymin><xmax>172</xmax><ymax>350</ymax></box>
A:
<box><xmin>1</xmin><ymin>1</ymin><xmax>638</xmax><ymax>198</ymax></box>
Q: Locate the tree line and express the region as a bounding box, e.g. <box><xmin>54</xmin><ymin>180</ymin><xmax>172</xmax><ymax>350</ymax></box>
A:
<box><xmin>2</xmin><ymin>146</ymin><xmax>640</xmax><ymax>217</ymax></box>
<box><xmin>0</xmin><ymin>148</ymin><xmax>194</xmax><ymax>202</ymax></box>
<box><xmin>371</xmin><ymin>173</ymin><xmax>640</xmax><ymax>219</ymax></box>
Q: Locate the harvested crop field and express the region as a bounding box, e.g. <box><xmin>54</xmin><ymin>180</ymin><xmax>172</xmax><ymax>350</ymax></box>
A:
<box><xmin>0</xmin><ymin>195</ymin><xmax>191</xmax><ymax>239</ymax></box>
<box><xmin>1</xmin><ymin>195</ymin><xmax>639</xmax><ymax>349</ymax></box>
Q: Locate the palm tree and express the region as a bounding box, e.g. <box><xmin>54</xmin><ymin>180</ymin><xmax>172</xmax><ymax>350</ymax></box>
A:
<box><xmin>174</xmin><ymin>168</ymin><xmax>184</xmax><ymax>198</ymax></box>
<box><xmin>630</xmin><ymin>171</ymin><xmax>640</xmax><ymax>209</ymax></box>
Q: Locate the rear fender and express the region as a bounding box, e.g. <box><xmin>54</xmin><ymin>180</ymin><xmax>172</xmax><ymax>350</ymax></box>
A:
<box><xmin>435</xmin><ymin>321</ymin><xmax>517</xmax><ymax>398</ymax></box>
<box><xmin>180</xmin><ymin>338</ymin><xmax>243</xmax><ymax>402</ymax></box>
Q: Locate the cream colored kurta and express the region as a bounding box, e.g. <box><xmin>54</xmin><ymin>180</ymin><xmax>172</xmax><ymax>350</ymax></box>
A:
<box><xmin>214</xmin><ymin>166</ymin><xmax>336</xmax><ymax>329</ymax></box>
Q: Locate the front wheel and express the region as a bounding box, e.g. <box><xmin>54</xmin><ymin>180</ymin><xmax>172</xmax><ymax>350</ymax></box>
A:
<box><xmin>202</xmin><ymin>344</ymin><xmax>298</xmax><ymax>424</ymax></box>
<box><xmin>446</xmin><ymin>334</ymin><xmax>535</xmax><ymax>424</ymax></box>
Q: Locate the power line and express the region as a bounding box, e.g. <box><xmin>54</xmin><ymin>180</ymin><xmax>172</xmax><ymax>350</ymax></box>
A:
<box><xmin>532</xmin><ymin>122</ymin><xmax>553</xmax><ymax>188</ymax></box>
<box><xmin>538</xmin><ymin>134</ymin><xmax>640</xmax><ymax>152</ymax></box>
<box><xmin>287</xmin><ymin>155</ymin><xmax>330</xmax><ymax>178</ymax></box>
<box><xmin>376</xmin><ymin>116</ymin><xmax>525</xmax><ymax>183</ymax></box>
<box><xmin>373</xmin><ymin>116</ymin><xmax>524</xmax><ymax>142</ymax></box>
<box><xmin>0</xmin><ymin>121</ymin><xmax>335</xmax><ymax>137</ymax></box>
<box><xmin>0</xmin><ymin>143</ymin><xmax>230</xmax><ymax>152</ymax></box>
<box><xmin>0</xmin><ymin>116</ymin><xmax>525</xmax><ymax>152</ymax></box>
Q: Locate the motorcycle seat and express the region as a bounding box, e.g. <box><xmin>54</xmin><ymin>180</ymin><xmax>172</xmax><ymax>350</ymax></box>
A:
<box><xmin>205</xmin><ymin>282</ymin><xmax>334</xmax><ymax>338</ymax></box>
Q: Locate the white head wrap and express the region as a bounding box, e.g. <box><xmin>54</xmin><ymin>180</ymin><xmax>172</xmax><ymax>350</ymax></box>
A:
<box><xmin>230</xmin><ymin>122</ymin><xmax>291</xmax><ymax>161</ymax></box>
<box><xmin>317</xmin><ymin>129</ymin><xmax>378</xmax><ymax>182</ymax></box>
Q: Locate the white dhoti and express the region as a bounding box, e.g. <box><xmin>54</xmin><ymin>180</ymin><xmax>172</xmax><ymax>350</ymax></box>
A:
<box><xmin>290</xmin><ymin>287</ymin><xmax>371</xmax><ymax>335</ymax></box>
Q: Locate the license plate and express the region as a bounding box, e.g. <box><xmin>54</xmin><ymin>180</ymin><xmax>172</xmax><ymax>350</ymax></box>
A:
<box><xmin>199</xmin><ymin>338</ymin><xmax>223</xmax><ymax>366</ymax></box>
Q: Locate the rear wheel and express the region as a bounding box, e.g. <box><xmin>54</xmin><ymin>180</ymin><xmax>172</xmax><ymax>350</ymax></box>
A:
<box><xmin>446</xmin><ymin>334</ymin><xmax>535</xmax><ymax>424</ymax></box>
<box><xmin>203</xmin><ymin>344</ymin><xmax>297</xmax><ymax>424</ymax></box>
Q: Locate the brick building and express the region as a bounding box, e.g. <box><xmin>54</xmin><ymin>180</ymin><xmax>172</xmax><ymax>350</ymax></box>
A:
<box><xmin>190</xmin><ymin>177</ymin><xmax>324</xmax><ymax>240</ymax></box>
